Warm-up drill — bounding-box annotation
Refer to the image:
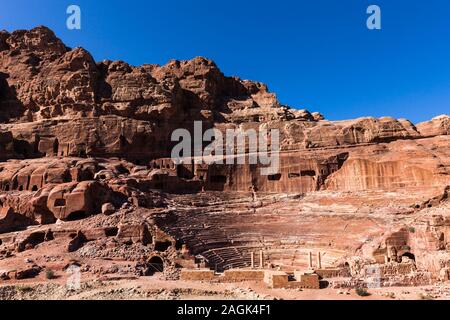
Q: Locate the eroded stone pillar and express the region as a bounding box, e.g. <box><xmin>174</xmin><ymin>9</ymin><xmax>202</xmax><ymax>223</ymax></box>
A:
<box><xmin>251</xmin><ymin>252</ymin><xmax>255</xmax><ymax>269</ymax></box>
<box><xmin>309</xmin><ymin>252</ymin><xmax>313</xmax><ymax>269</ymax></box>
<box><xmin>317</xmin><ymin>252</ymin><xmax>322</xmax><ymax>269</ymax></box>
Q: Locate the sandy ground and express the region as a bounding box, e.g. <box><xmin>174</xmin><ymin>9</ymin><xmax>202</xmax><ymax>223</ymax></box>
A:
<box><xmin>1</xmin><ymin>273</ymin><xmax>449</xmax><ymax>300</ymax></box>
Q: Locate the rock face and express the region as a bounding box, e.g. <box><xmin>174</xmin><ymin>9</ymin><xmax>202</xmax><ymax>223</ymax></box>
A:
<box><xmin>0</xmin><ymin>26</ymin><xmax>289</xmax><ymax>125</ymax></box>
<box><xmin>325</xmin><ymin>136</ymin><xmax>450</xmax><ymax>191</ymax></box>
<box><xmin>0</xmin><ymin>26</ymin><xmax>450</xmax><ymax>290</ymax></box>
<box><xmin>2</xmin><ymin>27</ymin><xmax>446</xmax><ymax>162</ymax></box>
<box><xmin>47</xmin><ymin>181</ymin><xmax>112</xmax><ymax>221</ymax></box>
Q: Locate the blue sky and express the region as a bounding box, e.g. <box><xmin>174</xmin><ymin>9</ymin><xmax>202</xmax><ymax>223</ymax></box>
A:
<box><xmin>1</xmin><ymin>0</ymin><xmax>449</xmax><ymax>123</ymax></box>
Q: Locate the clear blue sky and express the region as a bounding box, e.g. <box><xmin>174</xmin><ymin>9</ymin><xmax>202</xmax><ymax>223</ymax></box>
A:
<box><xmin>1</xmin><ymin>0</ymin><xmax>449</xmax><ymax>123</ymax></box>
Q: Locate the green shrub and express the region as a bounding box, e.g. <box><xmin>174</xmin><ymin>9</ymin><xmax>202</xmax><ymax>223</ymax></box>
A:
<box><xmin>419</xmin><ymin>293</ymin><xmax>434</xmax><ymax>300</ymax></box>
<box><xmin>45</xmin><ymin>269</ymin><xmax>56</xmax><ymax>280</ymax></box>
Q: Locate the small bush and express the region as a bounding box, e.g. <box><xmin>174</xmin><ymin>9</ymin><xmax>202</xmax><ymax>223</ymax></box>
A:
<box><xmin>355</xmin><ymin>287</ymin><xmax>371</xmax><ymax>297</ymax></box>
<box><xmin>419</xmin><ymin>294</ymin><xmax>434</xmax><ymax>300</ymax></box>
<box><xmin>45</xmin><ymin>269</ymin><xmax>56</xmax><ymax>280</ymax></box>
<box><xmin>387</xmin><ymin>292</ymin><xmax>396</xmax><ymax>299</ymax></box>
<box><xmin>17</xmin><ymin>286</ymin><xmax>33</xmax><ymax>293</ymax></box>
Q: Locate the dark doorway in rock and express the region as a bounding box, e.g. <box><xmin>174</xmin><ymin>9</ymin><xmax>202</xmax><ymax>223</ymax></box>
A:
<box><xmin>4</xmin><ymin>184</ymin><xmax>9</xmax><ymax>191</ymax></box>
<box><xmin>116</xmin><ymin>165</ymin><xmax>130</xmax><ymax>175</ymax></box>
<box><xmin>177</xmin><ymin>166</ymin><xmax>194</xmax><ymax>179</ymax></box>
<box><xmin>210</xmin><ymin>175</ymin><xmax>227</xmax><ymax>184</ymax></box>
<box><xmin>268</xmin><ymin>174</ymin><xmax>282</xmax><ymax>181</ymax></box>
<box><xmin>53</xmin><ymin>139</ymin><xmax>59</xmax><ymax>155</ymax></box>
<box><xmin>66</xmin><ymin>211</ymin><xmax>87</xmax><ymax>221</ymax></box>
<box><xmin>54</xmin><ymin>199</ymin><xmax>66</xmax><ymax>207</ymax></box>
<box><xmin>148</xmin><ymin>256</ymin><xmax>164</xmax><ymax>274</ymax></box>
<box><xmin>31</xmin><ymin>185</ymin><xmax>39</xmax><ymax>192</ymax></box>
<box><xmin>402</xmin><ymin>252</ymin><xmax>416</xmax><ymax>262</ymax></box>
<box><xmin>83</xmin><ymin>171</ymin><xmax>94</xmax><ymax>181</ymax></box>
<box><xmin>301</xmin><ymin>170</ymin><xmax>316</xmax><ymax>177</ymax></box>
<box><xmin>105</xmin><ymin>227</ymin><xmax>119</xmax><ymax>237</ymax></box>
<box><xmin>175</xmin><ymin>240</ymin><xmax>183</xmax><ymax>250</ymax></box>
<box><xmin>155</xmin><ymin>240</ymin><xmax>172</xmax><ymax>252</ymax></box>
